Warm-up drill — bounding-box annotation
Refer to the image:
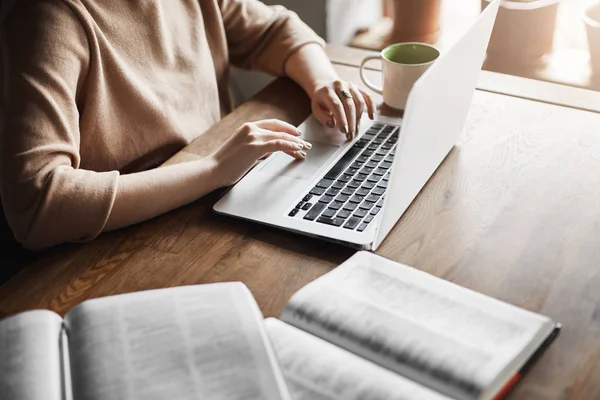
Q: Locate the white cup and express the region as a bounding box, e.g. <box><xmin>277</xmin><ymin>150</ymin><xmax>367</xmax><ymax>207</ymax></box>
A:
<box><xmin>360</xmin><ymin>42</ymin><xmax>440</xmax><ymax>110</ymax></box>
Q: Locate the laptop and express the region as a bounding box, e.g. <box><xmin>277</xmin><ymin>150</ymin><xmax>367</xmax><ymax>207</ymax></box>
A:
<box><xmin>214</xmin><ymin>0</ymin><xmax>500</xmax><ymax>251</ymax></box>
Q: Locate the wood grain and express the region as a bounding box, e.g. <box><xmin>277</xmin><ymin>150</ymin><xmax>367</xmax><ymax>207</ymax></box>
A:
<box><xmin>2</xmin><ymin>59</ymin><xmax>600</xmax><ymax>399</ymax></box>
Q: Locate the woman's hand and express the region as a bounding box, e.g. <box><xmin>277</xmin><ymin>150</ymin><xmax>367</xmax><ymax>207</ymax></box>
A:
<box><xmin>310</xmin><ymin>80</ymin><xmax>376</xmax><ymax>141</ymax></box>
<box><xmin>210</xmin><ymin>119</ymin><xmax>312</xmax><ymax>186</ymax></box>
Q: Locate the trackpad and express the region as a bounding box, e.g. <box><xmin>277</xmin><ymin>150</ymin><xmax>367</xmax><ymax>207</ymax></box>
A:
<box><xmin>259</xmin><ymin>141</ymin><xmax>340</xmax><ymax>180</ymax></box>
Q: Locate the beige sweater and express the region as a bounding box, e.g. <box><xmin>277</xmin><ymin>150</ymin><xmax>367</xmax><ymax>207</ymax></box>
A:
<box><xmin>0</xmin><ymin>0</ymin><xmax>323</xmax><ymax>249</ymax></box>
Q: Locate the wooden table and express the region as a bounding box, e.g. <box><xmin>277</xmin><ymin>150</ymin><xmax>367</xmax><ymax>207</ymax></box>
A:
<box><xmin>2</xmin><ymin>45</ymin><xmax>600</xmax><ymax>399</ymax></box>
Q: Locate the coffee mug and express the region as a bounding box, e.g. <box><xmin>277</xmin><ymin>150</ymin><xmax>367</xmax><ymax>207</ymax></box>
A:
<box><xmin>360</xmin><ymin>42</ymin><xmax>440</xmax><ymax>110</ymax></box>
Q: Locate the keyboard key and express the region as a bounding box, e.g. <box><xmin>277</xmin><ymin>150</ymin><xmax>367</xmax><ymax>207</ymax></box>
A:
<box><xmin>347</xmin><ymin>180</ymin><xmax>361</xmax><ymax>189</ymax></box>
<box><xmin>316</xmin><ymin>179</ymin><xmax>334</xmax><ymax>189</ymax></box>
<box><xmin>363</xmin><ymin>133</ymin><xmax>376</xmax><ymax>140</ymax></box>
<box><xmin>356</xmin><ymin>188</ymin><xmax>370</xmax><ymax>197</ymax></box>
<box><xmin>377</xmin><ymin>199</ymin><xmax>384</xmax><ymax>208</ymax></box>
<box><xmin>322</xmin><ymin>208</ymin><xmax>336</xmax><ymax>218</ymax></box>
<box><xmin>345</xmin><ymin>167</ymin><xmax>359</xmax><ymax>176</ymax></box>
<box><xmin>366</xmin><ymin>194</ymin><xmax>380</xmax><ymax>203</ymax></box>
<box><xmin>364</xmin><ymin>215</ymin><xmax>374</xmax><ymax>223</ymax></box>
<box><xmin>351</xmin><ymin>161</ymin><xmax>363</xmax><ymax>168</ymax></box>
<box><xmin>376</xmin><ymin>180</ymin><xmax>388</xmax><ymax>188</ymax></box>
<box><xmin>372</xmin><ymin>155</ymin><xmax>383</xmax><ymax>162</ymax></box>
<box><xmin>354</xmin><ymin>139</ymin><xmax>369</xmax><ymax>148</ymax></box>
<box><xmin>361</xmin><ymin>150</ymin><xmax>374</xmax><ymax>157</ymax></box>
<box><xmin>366</xmin><ymin>160</ymin><xmax>379</xmax><ymax>168</ymax></box>
<box><xmin>361</xmin><ymin>181</ymin><xmax>375</xmax><ymax>189</ymax></box>
<box><xmin>367</xmin><ymin>175</ymin><xmax>381</xmax><ymax>183</ymax></box>
<box><xmin>372</xmin><ymin>187</ymin><xmax>386</xmax><ymax>196</ymax></box>
<box><xmin>357</xmin><ymin>222</ymin><xmax>368</xmax><ymax>232</ymax></box>
<box><xmin>372</xmin><ymin>123</ymin><xmax>383</xmax><ymax>129</ymax></box>
<box><xmin>326</xmin><ymin>188</ymin><xmax>341</xmax><ymax>196</ymax></box>
<box><xmin>337</xmin><ymin>209</ymin><xmax>351</xmax><ymax>219</ymax></box>
<box><xmin>383</xmin><ymin>173</ymin><xmax>390</xmax><ymax>181</ymax></box>
<box><xmin>310</xmin><ymin>187</ymin><xmax>325</xmax><ymax>196</ymax></box>
<box><xmin>377</xmin><ymin>132</ymin><xmax>388</xmax><ymax>139</ymax></box>
<box><xmin>323</xmin><ymin>146</ymin><xmax>362</xmax><ymax>180</ymax></box>
<box><xmin>296</xmin><ymin>201</ymin><xmax>305</xmax><ymax>209</ymax></box>
<box><xmin>384</xmin><ymin>155</ymin><xmax>394</xmax><ymax>162</ymax></box>
<box><xmin>370</xmin><ymin>207</ymin><xmax>381</xmax><ymax>215</ymax></box>
<box><xmin>338</xmin><ymin>174</ymin><xmax>352</xmax><ymax>183</ymax></box>
<box><xmin>304</xmin><ymin>202</ymin><xmax>326</xmax><ymax>220</ymax></box>
<box><xmin>341</xmin><ymin>187</ymin><xmax>355</xmax><ymax>196</ymax></box>
<box><xmin>329</xmin><ymin>201</ymin><xmax>344</xmax><ymax>210</ymax></box>
<box><xmin>376</xmin><ymin>148</ymin><xmax>388</xmax><ymax>156</ymax></box>
<box><xmin>373</xmin><ymin>168</ymin><xmax>386</xmax><ymax>176</ymax></box>
<box><xmin>332</xmin><ymin>180</ymin><xmax>345</xmax><ymax>190</ymax></box>
<box><xmin>302</xmin><ymin>202</ymin><xmax>312</xmax><ymax>210</ymax></box>
<box><xmin>335</xmin><ymin>194</ymin><xmax>350</xmax><ymax>203</ymax></box>
<box><xmin>349</xmin><ymin>195</ymin><xmax>362</xmax><ymax>203</ymax></box>
<box><xmin>354</xmin><ymin>209</ymin><xmax>368</xmax><ymax>218</ymax></box>
<box><xmin>360</xmin><ymin>167</ymin><xmax>374</xmax><ymax>175</ymax></box>
<box><xmin>359</xmin><ymin>201</ymin><xmax>374</xmax><ymax>210</ymax></box>
<box><xmin>303</xmin><ymin>194</ymin><xmax>312</xmax><ymax>202</ymax></box>
<box><xmin>380</xmin><ymin>161</ymin><xmax>393</xmax><ymax>169</ymax></box>
<box><xmin>289</xmin><ymin>208</ymin><xmax>299</xmax><ymax>217</ymax></box>
<box><xmin>372</xmin><ymin>138</ymin><xmax>384</xmax><ymax>144</ymax></box>
<box><xmin>367</xmin><ymin>144</ymin><xmax>379</xmax><ymax>151</ymax></box>
<box><xmin>318</xmin><ymin>195</ymin><xmax>335</xmax><ymax>204</ymax></box>
<box><xmin>317</xmin><ymin>216</ymin><xmax>344</xmax><ymax>226</ymax></box>
<box><xmin>344</xmin><ymin>217</ymin><xmax>361</xmax><ymax>230</ymax></box>
<box><xmin>357</xmin><ymin>155</ymin><xmax>369</xmax><ymax>163</ymax></box>
<box><xmin>355</xmin><ymin>173</ymin><xmax>368</xmax><ymax>182</ymax></box>
<box><xmin>382</xmin><ymin>125</ymin><xmax>394</xmax><ymax>133</ymax></box>
<box><xmin>343</xmin><ymin>202</ymin><xmax>358</xmax><ymax>211</ymax></box>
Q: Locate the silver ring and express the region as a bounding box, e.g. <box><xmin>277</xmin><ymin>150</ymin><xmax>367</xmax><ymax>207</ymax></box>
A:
<box><xmin>339</xmin><ymin>89</ymin><xmax>352</xmax><ymax>100</ymax></box>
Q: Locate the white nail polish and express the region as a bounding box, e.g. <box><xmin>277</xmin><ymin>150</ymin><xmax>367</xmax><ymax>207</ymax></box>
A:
<box><xmin>299</xmin><ymin>151</ymin><xmax>307</xmax><ymax>158</ymax></box>
<box><xmin>296</xmin><ymin>143</ymin><xmax>304</xmax><ymax>149</ymax></box>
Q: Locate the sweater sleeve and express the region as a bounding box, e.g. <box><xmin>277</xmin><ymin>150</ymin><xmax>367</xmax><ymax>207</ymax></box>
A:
<box><xmin>218</xmin><ymin>0</ymin><xmax>326</xmax><ymax>76</ymax></box>
<box><xmin>0</xmin><ymin>1</ymin><xmax>119</xmax><ymax>250</ymax></box>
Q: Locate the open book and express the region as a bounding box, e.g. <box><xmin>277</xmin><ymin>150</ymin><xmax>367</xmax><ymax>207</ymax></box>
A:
<box><xmin>0</xmin><ymin>282</ymin><xmax>290</xmax><ymax>400</ymax></box>
<box><xmin>265</xmin><ymin>251</ymin><xmax>560</xmax><ymax>400</ymax></box>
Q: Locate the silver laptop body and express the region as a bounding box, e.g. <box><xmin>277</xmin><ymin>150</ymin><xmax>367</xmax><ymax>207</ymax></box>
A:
<box><xmin>214</xmin><ymin>1</ymin><xmax>500</xmax><ymax>251</ymax></box>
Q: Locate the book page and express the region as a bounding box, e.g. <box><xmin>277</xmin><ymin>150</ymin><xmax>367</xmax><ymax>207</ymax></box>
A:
<box><xmin>64</xmin><ymin>282</ymin><xmax>290</xmax><ymax>400</ymax></box>
<box><xmin>265</xmin><ymin>318</ymin><xmax>452</xmax><ymax>400</ymax></box>
<box><xmin>0</xmin><ymin>310</ymin><xmax>65</xmax><ymax>400</ymax></box>
<box><xmin>281</xmin><ymin>252</ymin><xmax>554</xmax><ymax>400</ymax></box>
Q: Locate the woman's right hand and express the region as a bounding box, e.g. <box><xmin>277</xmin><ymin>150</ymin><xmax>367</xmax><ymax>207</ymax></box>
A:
<box><xmin>210</xmin><ymin>119</ymin><xmax>312</xmax><ymax>186</ymax></box>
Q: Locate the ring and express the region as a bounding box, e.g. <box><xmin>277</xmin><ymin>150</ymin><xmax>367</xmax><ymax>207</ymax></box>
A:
<box><xmin>339</xmin><ymin>89</ymin><xmax>352</xmax><ymax>100</ymax></box>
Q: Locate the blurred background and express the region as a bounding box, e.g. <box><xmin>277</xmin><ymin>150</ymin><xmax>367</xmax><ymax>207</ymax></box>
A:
<box><xmin>232</xmin><ymin>0</ymin><xmax>600</xmax><ymax>104</ymax></box>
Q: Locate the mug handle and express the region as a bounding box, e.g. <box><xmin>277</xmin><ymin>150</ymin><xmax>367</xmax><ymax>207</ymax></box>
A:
<box><xmin>360</xmin><ymin>55</ymin><xmax>383</xmax><ymax>95</ymax></box>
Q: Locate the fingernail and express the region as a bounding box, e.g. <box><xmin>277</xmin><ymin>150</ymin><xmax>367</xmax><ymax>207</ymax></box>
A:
<box><xmin>346</xmin><ymin>132</ymin><xmax>351</xmax><ymax>141</ymax></box>
<box><xmin>299</xmin><ymin>151</ymin><xmax>307</xmax><ymax>158</ymax></box>
<box><xmin>356</xmin><ymin>123</ymin><xmax>360</xmax><ymax>133</ymax></box>
<box><xmin>304</xmin><ymin>141</ymin><xmax>312</xmax><ymax>149</ymax></box>
<box><xmin>343</xmin><ymin>125</ymin><xmax>348</xmax><ymax>134</ymax></box>
<box><xmin>296</xmin><ymin>143</ymin><xmax>304</xmax><ymax>149</ymax></box>
<box><xmin>296</xmin><ymin>129</ymin><xmax>302</xmax><ymax>135</ymax></box>
<box><xmin>326</xmin><ymin>119</ymin><xmax>334</xmax><ymax>128</ymax></box>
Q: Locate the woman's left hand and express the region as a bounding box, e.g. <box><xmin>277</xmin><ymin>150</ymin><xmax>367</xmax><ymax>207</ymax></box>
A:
<box><xmin>310</xmin><ymin>80</ymin><xmax>376</xmax><ymax>141</ymax></box>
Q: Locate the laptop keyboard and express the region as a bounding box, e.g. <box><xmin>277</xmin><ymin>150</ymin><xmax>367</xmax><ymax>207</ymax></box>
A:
<box><xmin>287</xmin><ymin>122</ymin><xmax>399</xmax><ymax>231</ymax></box>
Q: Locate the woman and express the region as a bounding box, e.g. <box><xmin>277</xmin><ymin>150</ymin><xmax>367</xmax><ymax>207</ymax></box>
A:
<box><xmin>0</xmin><ymin>0</ymin><xmax>374</xmax><ymax>250</ymax></box>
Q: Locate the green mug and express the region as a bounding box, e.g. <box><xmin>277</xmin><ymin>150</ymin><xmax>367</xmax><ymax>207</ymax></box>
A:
<box><xmin>360</xmin><ymin>42</ymin><xmax>440</xmax><ymax>110</ymax></box>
